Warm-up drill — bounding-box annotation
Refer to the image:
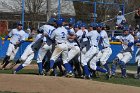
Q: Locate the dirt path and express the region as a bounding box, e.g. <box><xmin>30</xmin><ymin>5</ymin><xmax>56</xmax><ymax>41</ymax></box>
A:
<box><xmin>0</xmin><ymin>74</ymin><xmax>140</xmax><ymax>93</ymax></box>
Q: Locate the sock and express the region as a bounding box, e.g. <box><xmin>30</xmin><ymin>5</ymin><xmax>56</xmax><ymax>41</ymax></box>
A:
<box><xmin>64</xmin><ymin>63</ymin><xmax>72</xmax><ymax>73</ymax></box>
<box><xmin>50</xmin><ymin>60</ymin><xmax>55</xmax><ymax>69</ymax></box>
<box><xmin>118</xmin><ymin>61</ymin><xmax>126</xmax><ymax>76</ymax></box>
<box><xmin>121</xmin><ymin>67</ymin><xmax>126</xmax><ymax>77</ymax></box>
<box><xmin>3</xmin><ymin>55</ymin><xmax>10</xmax><ymax>64</ymax></box>
<box><xmin>83</xmin><ymin>65</ymin><xmax>90</xmax><ymax>77</ymax></box>
<box><xmin>15</xmin><ymin>64</ymin><xmax>24</xmax><ymax>72</ymax></box>
<box><xmin>2</xmin><ymin>61</ymin><xmax>10</xmax><ymax>68</ymax></box>
<box><xmin>103</xmin><ymin>63</ymin><xmax>110</xmax><ymax>73</ymax></box>
<box><xmin>37</xmin><ymin>62</ymin><xmax>43</xmax><ymax>74</ymax></box>
<box><xmin>111</xmin><ymin>64</ymin><xmax>117</xmax><ymax>75</ymax></box>
<box><xmin>96</xmin><ymin>66</ymin><xmax>107</xmax><ymax>73</ymax></box>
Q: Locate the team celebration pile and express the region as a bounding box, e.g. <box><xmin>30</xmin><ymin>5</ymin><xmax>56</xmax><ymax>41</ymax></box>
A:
<box><xmin>1</xmin><ymin>11</ymin><xmax>140</xmax><ymax>80</ymax></box>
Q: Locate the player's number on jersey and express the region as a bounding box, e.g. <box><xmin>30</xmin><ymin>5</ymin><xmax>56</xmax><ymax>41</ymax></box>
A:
<box><xmin>61</xmin><ymin>32</ymin><xmax>66</xmax><ymax>38</ymax></box>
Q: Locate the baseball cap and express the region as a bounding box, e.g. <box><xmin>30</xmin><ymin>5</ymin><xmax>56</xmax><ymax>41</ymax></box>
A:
<box><xmin>123</xmin><ymin>27</ymin><xmax>129</xmax><ymax>31</ymax></box>
<box><xmin>17</xmin><ymin>23</ymin><xmax>23</xmax><ymax>26</ymax></box>
<box><xmin>89</xmin><ymin>22</ymin><xmax>97</xmax><ymax>27</ymax></box>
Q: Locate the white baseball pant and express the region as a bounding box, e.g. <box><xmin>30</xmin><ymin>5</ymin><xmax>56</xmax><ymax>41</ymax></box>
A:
<box><xmin>6</xmin><ymin>43</ymin><xmax>19</xmax><ymax>61</ymax></box>
<box><xmin>81</xmin><ymin>46</ymin><xmax>99</xmax><ymax>66</ymax></box>
<box><xmin>37</xmin><ymin>43</ymin><xmax>52</xmax><ymax>63</ymax></box>
<box><xmin>68</xmin><ymin>45</ymin><xmax>80</xmax><ymax>62</ymax></box>
<box><xmin>20</xmin><ymin>44</ymin><xmax>34</xmax><ymax>67</ymax></box>
<box><xmin>117</xmin><ymin>52</ymin><xmax>132</xmax><ymax>64</ymax></box>
<box><xmin>95</xmin><ymin>47</ymin><xmax>112</xmax><ymax>65</ymax></box>
<box><xmin>50</xmin><ymin>43</ymin><xmax>68</xmax><ymax>64</ymax></box>
<box><xmin>136</xmin><ymin>48</ymin><xmax>140</xmax><ymax>66</ymax></box>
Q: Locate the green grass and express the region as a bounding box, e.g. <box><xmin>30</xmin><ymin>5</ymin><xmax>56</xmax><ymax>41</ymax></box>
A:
<box><xmin>93</xmin><ymin>73</ymin><xmax>140</xmax><ymax>87</ymax></box>
<box><xmin>0</xmin><ymin>69</ymin><xmax>38</xmax><ymax>75</ymax></box>
<box><xmin>108</xmin><ymin>63</ymin><xmax>137</xmax><ymax>71</ymax></box>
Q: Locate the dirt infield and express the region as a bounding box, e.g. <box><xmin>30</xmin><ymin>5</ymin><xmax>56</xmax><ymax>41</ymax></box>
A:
<box><xmin>0</xmin><ymin>74</ymin><xmax>140</xmax><ymax>93</ymax></box>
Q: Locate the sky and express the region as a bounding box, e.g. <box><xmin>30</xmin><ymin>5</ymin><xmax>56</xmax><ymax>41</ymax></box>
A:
<box><xmin>0</xmin><ymin>0</ymin><xmax>75</xmax><ymax>16</ymax></box>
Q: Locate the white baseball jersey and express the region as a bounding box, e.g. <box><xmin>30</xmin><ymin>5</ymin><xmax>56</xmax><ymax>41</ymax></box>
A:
<box><xmin>76</xmin><ymin>29</ymin><xmax>88</xmax><ymax>42</ymax></box>
<box><xmin>24</xmin><ymin>33</ymin><xmax>29</xmax><ymax>39</ymax></box>
<box><xmin>86</xmin><ymin>30</ymin><xmax>100</xmax><ymax>46</ymax></box>
<box><xmin>81</xmin><ymin>30</ymin><xmax>100</xmax><ymax>66</ymax></box>
<box><xmin>50</xmin><ymin>26</ymin><xmax>68</xmax><ymax>43</ymax></box>
<box><xmin>100</xmin><ymin>30</ymin><xmax>110</xmax><ymax>48</ymax></box>
<box><xmin>68</xmin><ymin>28</ymin><xmax>78</xmax><ymax>46</ymax></box>
<box><xmin>136</xmin><ymin>32</ymin><xmax>140</xmax><ymax>39</ymax></box>
<box><xmin>39</xmin><ymin>25</ymin><xmax>55</xmax><ymax>37</ymax></box>
<box><xmin>116</xmin><ymin>34</ymin><xmax>134</xmax><ymax>51</ymax></box>
<box><xmin>116</xmin><ymin>15</ymin><xmax>126</xmax><ymax>25</ymax></box>
<box><xmin>8</xmin><ymin>29</ymin><xmax>25</xmax><ymax>44</ymax></box>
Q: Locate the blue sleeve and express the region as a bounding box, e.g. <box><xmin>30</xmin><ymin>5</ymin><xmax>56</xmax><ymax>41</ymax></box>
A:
<box><xmin>4</xmin><ymin>36</ymin><xmax>9</xmax><ymax>41</ymax></box>
<box><xmin>128</xmin><ymin>42</ymin><xmax>134</xmax><ymax>47</ymax></box>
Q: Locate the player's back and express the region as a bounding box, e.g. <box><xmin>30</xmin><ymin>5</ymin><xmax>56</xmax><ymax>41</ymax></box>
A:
<box><xmin>51</xmin><ymin>26</ymin><xmax>68</xmax><ymax>43</ymax></box>
<box><xmin>100</xmin><ymin>30</ymin><xmax>110</xmax><ymax>47</ymax></box>
<box><xmin>40</xmin><ymin>25</ymin><xmax>55</xmax><ymax>36</ymax></box>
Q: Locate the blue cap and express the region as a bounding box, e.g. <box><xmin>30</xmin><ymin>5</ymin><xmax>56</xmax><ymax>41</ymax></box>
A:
<box><xmin>17</xmin><ymin>23</ymin><xmax>22</xmax><ymax>26</ymax></box>
<box><xmin>47</xmin><ymin>18</ymin><xmax>56</xmax><ymax>24</ymax></box>
<box><xmin>76</xmin><ymin>20</ymin><xmax>82</xmax><ymax>25</ymax></box>
<box><xmin>59</xmin><ymin>17</ymin><xmax>65</xmax><ymax>22</ymax></box>
<box><xmin>56</xmin><ymin>19</ymin><xmax>63</xmax><ymax>26</ymax></box>
<box><xmin>81</xmin><ymin>23</ymin><xmax>86</xmax><ymax>27</ymax></box>
<box><xmin>123</xmin><ymin>27</ymin><xmax>129</xmax><ymax>31</ymax></box>
<box><xmin>96</xmin><ymin>23</ymin><xmax>105</xmax><ymax>27</ymax></box>
<box><xmin>74</xmin><ymin>23</ymin><xmax>80</xmax><ymax>28</ymax></box>
<box><xmin>89</xmin><ymin>22</ymin><xmax>97</xmax><ymax>27</ymax></box>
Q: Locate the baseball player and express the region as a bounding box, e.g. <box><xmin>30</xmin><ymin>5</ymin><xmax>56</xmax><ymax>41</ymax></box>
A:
<box><xmin>135</xmin><ymin>40</ymin><xmax>140</xmax><ymax>79</ymax></box>
<box><xmin>95</xmin><ymin>23</ymin><xmax>112</xmax><ymax>78</ymax></box>
<box><xmin>1</xmin><ymin>23</ymin><xmax>25</xmax><ymax>70</ymax></box>
<box><xmin>111</xmin><ymin>27</ymin><xmax>134</xmax><ymax>78</ymax></box>
<box><xmin>48</xmin><ymin>19</ymin><xmax>73</xmax><ymax>77</ymax></box>
<box><xmin>36</xmin><ymin>22</ymin><xmax>56</xmax><ymax>72</ymax></box>
<box><xmin>75</xmin><ymin>23</ymin><xmax>89</xmax><ymax>63</ymax></box>
<box><xmin>67</xmin><ymin>23</ymin><xmax>80</xmax><ymax>63</ymax></box>
<box><xmin>81</xmin><ymin>23</ymin><xmax>104</xmax><ymax>79</ymax></box>
<box><xmin>134</xmin><ymin>30</ymin><xmax>140</xmax><ymax>79</ymax></box>
<box><xmin>65</xmin><ymin>22</ymin><xmax>82</xmax><ymax>77</ymax></box>
<box><xmin>89</xmin><ymin>23</ymin><xmax>113</xmax><ymax>79</ymax></box>
<box><xmin>13</xmin><ymin>29</ymin><xmax>46</xmax><ymax>75</ymax></box>
<box><xmin>9</xmin><ymin>28</ymin><xmax>36</xmax><ymax>69</ymax></box>
<box><xmin>67</xmin><ymin>23</ymin><xmax>83</xmax><ymax>77</ymax></box>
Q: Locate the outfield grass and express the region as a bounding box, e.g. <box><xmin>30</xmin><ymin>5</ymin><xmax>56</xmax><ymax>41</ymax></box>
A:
<box><xmin>94</xmin><ymin>73</ymin><xmax>140</xmax><ymax>87</ymax></box>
